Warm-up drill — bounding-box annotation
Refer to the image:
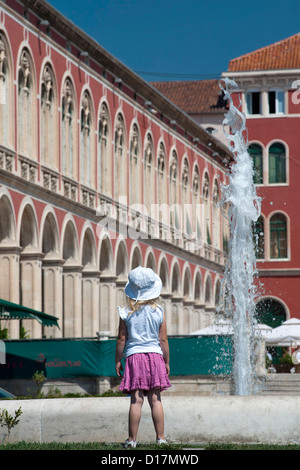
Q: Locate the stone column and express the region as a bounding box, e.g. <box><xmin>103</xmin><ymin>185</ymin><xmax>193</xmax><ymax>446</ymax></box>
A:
<box><xmin>193</xmin><ymin>303</ymin><xmax>205</xmax><ymax>332</ymax></box>
<box><xmin>82</xmin><ymin>270</ymin><xmax>100</xmax><ymax>337</ymax></box>
<box><xmin>0</xmin><ymin>247</ymin><xmax>21</xmax><ymax>338</ymax></box>
<box><xmin>63</xmin><ymin>265</ymin><xmax>82</xmax><ymax>338</ymax></box>
<box><xmin>42</xmin><ymin>258</ymin><xmax>64</xmax><ymax>338</ymax></box>
<box><xmin>183</xmin><ymin>300</ymin><xmax>195</xmax><ymax>334</ymax></box>
<box><xmin>99</xmin><ymin>275</ymin><xmax>117</xmax><ymax>336</ymax></box>
<box><xmin>20</xmin><ymin>251</ymin><xmax>44</xmax><ymax>338</ymax></box>
<box><xmin>160</xmin><ymin>294</ymin><xmax>172</xmax><ymax>335</ymax></box>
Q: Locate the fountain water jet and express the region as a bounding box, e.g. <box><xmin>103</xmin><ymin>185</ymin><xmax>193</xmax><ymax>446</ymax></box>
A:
<box><xmin>219</xmin><ymin>78</ymin><xmax>262</xmax><ymax>396</ymax></box>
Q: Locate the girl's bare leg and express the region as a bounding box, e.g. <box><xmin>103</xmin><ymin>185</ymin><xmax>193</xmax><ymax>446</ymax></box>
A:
<box><xmin>128</xmin><ymin>389</ymin><xmax>144</xmax><ymax>441</ymax></box>
<box><xmin>147</xmin><ymin>389</ymin><xmax>165</xmax><ymax>440</ymax></box>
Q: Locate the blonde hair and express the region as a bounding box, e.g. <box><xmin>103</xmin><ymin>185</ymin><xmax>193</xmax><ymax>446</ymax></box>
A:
<box><xmin>126</xmin><ymin>296</ymin><xmax>161</xmax><ymax>314</ymax></box>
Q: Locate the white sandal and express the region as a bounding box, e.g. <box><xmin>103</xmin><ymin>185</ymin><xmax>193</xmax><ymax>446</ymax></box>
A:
<box><xmin>156</xmin><ymin>438</ymin><xmax>167</xmax><ymax>445</ymax></box>
<box><xmin>122</xmin><ymin>439</ymin><xmax>137</xmax><ymax>448</ymax></box>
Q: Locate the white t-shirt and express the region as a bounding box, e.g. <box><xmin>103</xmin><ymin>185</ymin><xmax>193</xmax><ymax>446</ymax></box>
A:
<box><xmin>118</xmin><ymin>304</ymin><xmax>164</xmax><ymax>358</ymax></box>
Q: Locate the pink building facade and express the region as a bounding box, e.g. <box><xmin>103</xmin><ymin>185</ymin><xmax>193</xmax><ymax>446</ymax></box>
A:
<box><xmin>0</xmin><ymin>0</ymin><xmax>231</xmax><ymax>339</ymax></box>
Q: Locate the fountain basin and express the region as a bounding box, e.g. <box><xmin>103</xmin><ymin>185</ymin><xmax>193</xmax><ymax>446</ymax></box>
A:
<box><xmin>1</xmin><ymin>396</ymin><xmax>299</xmax><ymax>445</ymax></box>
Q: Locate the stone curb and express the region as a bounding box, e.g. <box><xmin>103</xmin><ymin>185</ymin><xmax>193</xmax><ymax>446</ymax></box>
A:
<box><xmin>1</xmin><ymin>396</ymin><xmax>300</xmax><ymax>444</ymax></box>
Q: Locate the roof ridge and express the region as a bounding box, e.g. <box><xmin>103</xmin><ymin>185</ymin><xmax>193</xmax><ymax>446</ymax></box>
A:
<box><xmin>150</xmin><ymin>78</ymin><xmax>219</xmax><ymax>86</ymax></box>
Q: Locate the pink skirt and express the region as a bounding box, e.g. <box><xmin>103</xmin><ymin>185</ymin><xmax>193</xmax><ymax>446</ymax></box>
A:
<box><xmin>119</xmin><ymin>353</ymin><xmax>171</xmax><ymax>394</ymax></box>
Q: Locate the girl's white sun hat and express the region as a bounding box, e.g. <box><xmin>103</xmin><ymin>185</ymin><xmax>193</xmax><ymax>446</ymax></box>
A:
<box><xmin>125</xmin><ymin>266</ymin><xmax>162</xmax><ymax>302</ymax></box>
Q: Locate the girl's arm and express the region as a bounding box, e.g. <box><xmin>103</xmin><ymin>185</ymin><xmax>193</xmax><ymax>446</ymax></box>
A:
<box><xmin>115</xmin><ymin>319</ymin><xmax>127</xmax><ymax>376</ymax></box>
<box><xmin>159</xmin><ymin>316</ymin><xmax>170</xmax><ymax>375</ymax></box>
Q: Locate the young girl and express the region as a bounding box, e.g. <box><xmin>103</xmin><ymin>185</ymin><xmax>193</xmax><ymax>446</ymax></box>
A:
<box><xmin>115</xmin><ymin>266</ymin><xmax>171</xmax><ymax>448</ymax></box>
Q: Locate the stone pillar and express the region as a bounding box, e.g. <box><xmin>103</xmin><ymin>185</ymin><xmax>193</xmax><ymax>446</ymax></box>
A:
<box><xmin>82</xmin><ymin>270</ymin><xmax>100</xmax><ymax>337</ymax></box>
<box><xmin>63</xmin><ymin>265</ymin><xmax>82</xmax><ymax>337</ymax></box>
<box><xmin>183</xmin><ymin>301</ymin><xmax>195</xmax><ymax>334</ymax></box>
<box><xmin>0</xmin><ymin>247</ymin><xmax>21</xmax><ymax>338</ymax></box>
<box><xmin>194</xmin><ymin>303</ymin><xmax>205</xmax><ymax>332</ymax></box>
<box><xmin>160</xmin><ymin>294</ymin><xmax>172</xmax><ymax>335</ymax></box>
<box><xmin>172</xmin><ymin>297</ymin><xmax>183</xmax><ymax>335</ymax></box>
<box><xmin>20</xmin><ymin>251</ymin><xmax>44</xmax><ymax>338</ymax></box>
<box><xmin>99</xmin><ymin>275</ymin><xmax>117</xmax><ymax>336</ymax></box>
<box><xmin>42</xmin><ymin>258</ymin><xmax>64</xmax><ymax>338</ymax></box>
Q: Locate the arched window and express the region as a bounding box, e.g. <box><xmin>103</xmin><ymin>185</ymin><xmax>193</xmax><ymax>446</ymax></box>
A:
<box><xmin>18</xmin><ymin>49</ymin><xmax>36</xmax><ymax>159</ymax></box>
<box><xmin>98</xmin><ymin>103</ymin><xmax>111</xmax><ymax>195</ymax></box>
<box><xmin>144</xmin><ymin>133</ymin><xmax>155</xmax><ymax>212</ymax></box>
<box><xmin>212</xmin><ymin>179</ymin><xmax>220</xmax><ymax>249</ymax></box>
<box><xmin>182</xmin><ymin>158</ymin><xmax>191</xmax><ymax>235</ymax></box>
<box><xmin>0</xmin><ymin>32</ymin><xmax>13</xmax><ymax>147</ymax></box>
<box><xmin>253</xmin><ymin>215</ymin><xmax>264</xmax><ymax>259</ymax></box>
<box><xmin>269</xmin><ymin>142</ymin><xmax>286</xmax><ymax>184</ymax></box>
<box><xmin>248</xmin><ymin>143</ymin><xmax>263</xmax><ymax>184</ymax></box>
<box><xmin>205</xmin><ymin>276</ymin><xmax>212</xmax><ymax>304</ymax></box>
<box><xmin>41</xmin><ymin>63</ymin><xmax>57</xmax><ymax>169</ymax></box>
<box><xmin>80</xmin><ymin>90</ymin><xmax>94</xmax><ymax>187</ymax></box>
<box><xmin>129</xmin><ymin>123</ymin><xmax>141</xmax><ymax>205</ymax></box>
<box><xmin>157</xmin><ymin>142</ymin><xmax>166</xmax><ymax>223</ymax></box>
<box><xmin>192</xmin><ymin>166</ymin><xmax>201</xmax><ymax>243</ymax></box>
<box><xmin>61</xmin><ymin>78</ymin><xmax>76</xmax><ymax>178</ymax></box>
<box><xmin>270</xmin><ymin>213</ymin><xmax>287</xmax><ymax>259</ymax></box>
<box><xmin>114</xmin><ymin>114</ymin><xmax>126</xmax><ymax>200</ymax></box>
<box><xmin>170</xmin><ymin>150</ymin><xmax>179</xmax><ymax>229</ymax></box>
<box><xmin>203</xmin><ymin>173</ymin><xmax>211</xmax><ymax>245</ymax></box>
<box><xmin>255</xmin><ymin>298</ymin><xmax>286</xmax><ymax>328</ymax></box>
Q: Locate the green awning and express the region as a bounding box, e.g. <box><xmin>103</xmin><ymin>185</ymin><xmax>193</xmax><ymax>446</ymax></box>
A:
<box><xmin>0</xmin><ymin>299</ymin><xmax>59</xmax><ymax>328</ymax></box>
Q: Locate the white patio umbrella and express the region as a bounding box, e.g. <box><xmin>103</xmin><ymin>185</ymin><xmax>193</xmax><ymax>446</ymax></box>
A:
<box><xmin>190</xmin><ymin>319</ymin><xmax>272</xmax><ymax>337</ymax></box>
<box><xmin>264</xmin><ymin>318</ymin><xmax>300</xmax><ymax>347</ymax></box>
<box><xmin>189</xmin><ymin>319</ymin><xmax>233</xmax><ymax>336</ymax></box>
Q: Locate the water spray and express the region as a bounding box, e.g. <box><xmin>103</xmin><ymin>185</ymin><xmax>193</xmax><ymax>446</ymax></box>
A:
<box><xmin>219</xmin><ymin>78</ymin><xmax>261</xmax><ymax>395</ymax></box>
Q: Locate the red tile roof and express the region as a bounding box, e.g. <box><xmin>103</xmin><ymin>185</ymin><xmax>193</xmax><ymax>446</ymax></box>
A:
<box><xmin>228</xmin><ymin>33</ymin><xmax>300</xmax><ymax>72</ymax></box>
<box><xmin>151</xmin><ymin>79</ymin><xmax>227</xmax><ymax>114</ymax></box>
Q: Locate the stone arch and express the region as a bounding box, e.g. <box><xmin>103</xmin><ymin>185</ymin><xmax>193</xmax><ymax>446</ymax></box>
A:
<box><xmin>115</xmin><ymin>238</ymin><xmax>129</xmax><ymax>308</ymax></box>
<box><xmin>115</xmin><ymin>238</ymin><xmax>129</xmax><ymax>280</ymax></box>
<box><xmin>0</xmin><ymin>191</ymin><xmax>16</xmax><ymax>245</ymax></box>
<box><xmin>18</xmin><ymin>201</ymin><xmax>39</xmax><ymax>251</ymax></box>
<box><xmin>145</xmin><ymin>248</ymin><xmax>156</xmax><ymax>271</ymax></box>
<box><xmin>214</xmin><ymin>277</ymin><xmax>222</xmax><ymax>308</ymax></box>
<box><xmin>61</xmin><ymin>217</ymin><xmax>79</xmax><ymax>265</ymax></box>
<box><xmin>171</xmin><ymin>260</ymin><xmax>181</xmax><ymax>296</ymax></box>
<box><xmin>194</xmin><ymin>270</ymin><xmax>202</xmax><ymax>303</ymax></box>
<box><xmin>40</xmin><ymin>208</ymin><xmax>60</xmax><ymax>257</ymax></box>
<box><xmin>204</xmin><ymin>274</ymin><xmax>212</xmax><ymax>304</ymax></box>
<box><xmin>183</xmin><ymin>264</ymin><xmax>192</xmax><ymax>301</ymax></box>
<box><xmin>130</xmin><ymin>243</ymin><xmax>143</xmax><ymax>270</ymax></box>
<box><xmin>81</xmin><ymin>225</ymin><xmax>97</xmax><ymax>270</ymax></box>
<box><xmin>99</xmin><ymin>234</ymin><xmax>113</xmax><ymax>274</ymax></box>
<box><xmin>158</xmin><ymin>255</ymin><xmax>170</xmax><ymax>294</ymax></box>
